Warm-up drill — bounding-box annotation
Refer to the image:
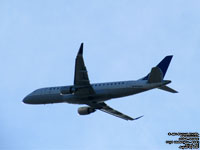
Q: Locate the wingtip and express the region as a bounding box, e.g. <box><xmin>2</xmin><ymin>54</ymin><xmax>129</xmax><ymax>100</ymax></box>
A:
<box><xmin>134</xmin><ymin>115</ymin><xmax>144</xmax><ymax>120</ymax></box>
<box><xmin>174</xmin><ymin>90</ymin><xmax>178</xmax><ymax>93</ymax></box>
<box><xmin>78</xmin><ymin>43</ymin><xmax>84</xmax><ymax>55</ymax></box>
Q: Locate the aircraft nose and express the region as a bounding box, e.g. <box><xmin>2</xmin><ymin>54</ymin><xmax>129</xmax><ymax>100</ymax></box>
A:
<box><xmin>23</xmin><ymin>96</ymin><xmax>31</xmax><ymax>104</ymax></box>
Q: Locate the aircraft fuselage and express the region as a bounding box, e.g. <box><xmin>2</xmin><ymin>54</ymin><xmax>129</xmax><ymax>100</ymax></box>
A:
<box><xmin>23</xmin><ymin>80</ymin><xmax>170</xmax><ymax>105</ymax></box>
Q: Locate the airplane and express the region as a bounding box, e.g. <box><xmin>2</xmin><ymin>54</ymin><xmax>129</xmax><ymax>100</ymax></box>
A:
<box><xmin>23</xmin><ymin>43</ymin><xmax>178</xmax><ymax>121</ymax></box>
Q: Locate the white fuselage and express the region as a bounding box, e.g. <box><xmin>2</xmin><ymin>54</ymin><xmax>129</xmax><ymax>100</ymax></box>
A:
<box><xmin>23</xmin><ymin>80</ymin><xmax>170</xmax><ymax>105</ymax></box>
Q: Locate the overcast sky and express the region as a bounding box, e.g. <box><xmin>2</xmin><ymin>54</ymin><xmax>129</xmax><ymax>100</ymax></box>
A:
<box><xmin>0</xmin><ymin>0</ymin><xmax>200</xmax><ymax>150</ymax></box>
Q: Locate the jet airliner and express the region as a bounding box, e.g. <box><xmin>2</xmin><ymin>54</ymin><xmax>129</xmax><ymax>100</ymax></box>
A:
<box><xmin>23</xmin><ymin>43</ymin><xmax>177</xmax><ymax>121</ymax></box>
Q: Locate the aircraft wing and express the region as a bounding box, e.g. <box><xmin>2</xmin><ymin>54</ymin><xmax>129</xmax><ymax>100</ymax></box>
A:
<box><xmin>74</xmin><ymin>43</ymin><xmax>95</xmax><ymax>95</ymax></box>
<box><xmin>88</xmin><ymin>102</ymin><xmax>143</xmax><ymax>121</ymax></box>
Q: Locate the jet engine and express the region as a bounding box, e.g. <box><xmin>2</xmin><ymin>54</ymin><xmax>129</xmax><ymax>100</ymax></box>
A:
<box><xmin>60</xmin><ymin>86</ymin><xmax>76</xmax><ymax>94</ymax></box>
<box><xmin>78</xmin><ymin>107</ymin><xmax>96</xmax><ymax>115</ymax></box>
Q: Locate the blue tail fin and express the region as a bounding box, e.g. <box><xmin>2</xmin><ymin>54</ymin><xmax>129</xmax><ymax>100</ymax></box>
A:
<box><xmin>142</xmin><ymin>55</ymin><xmax>173</xmax><ymax>80</ymax></box>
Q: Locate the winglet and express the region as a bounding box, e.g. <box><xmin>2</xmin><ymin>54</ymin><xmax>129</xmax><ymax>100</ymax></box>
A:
<box><xmin>133</xmin><ymin>115</ymin><xmax>144</xmax><ymax>120</ymax></box>
<box><xmin>78</xmin><ymin>43</ymin><xmax>83</xmax><ymax>55</ymax></box>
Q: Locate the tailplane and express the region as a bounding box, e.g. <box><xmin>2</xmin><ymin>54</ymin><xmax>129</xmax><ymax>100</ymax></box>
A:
<box><xmin>158</xmin><ymin>85</ymin><xmax>178</xmax><ymax>93</ymax></box>
<box><xmin>140</xmin><ymin>55</ymin><xmax>178</xmax><ymax>93</ymax></box>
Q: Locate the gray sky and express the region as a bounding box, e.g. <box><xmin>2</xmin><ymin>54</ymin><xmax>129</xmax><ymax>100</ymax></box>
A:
<box><xmin>0</xmin><ymin>0</ymin><xmax>199</xmax><ymax>150</ymax></box>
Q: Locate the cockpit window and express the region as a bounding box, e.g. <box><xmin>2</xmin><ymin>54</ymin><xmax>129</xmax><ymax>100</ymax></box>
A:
<box><xmin>31</xmin><ymin>88</ymin><xmax>44</xmax><ymax>95</ymax></box>
<box><xmin>31</xmin><ymin>89</ymin><xmax>40</xmax><ymax>95</ymax></box>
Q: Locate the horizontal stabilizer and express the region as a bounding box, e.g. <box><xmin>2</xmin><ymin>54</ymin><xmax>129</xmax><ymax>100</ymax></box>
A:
<box><xmin>158</xmin><ymin>85</ymin><xmax>178</xmax><ymax>93</ymax></box>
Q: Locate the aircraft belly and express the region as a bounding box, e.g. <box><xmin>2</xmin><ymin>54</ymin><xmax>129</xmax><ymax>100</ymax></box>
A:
<box><xmin>62</xmin><ymin>94</ymin><xmax>80</xmax><ymax>104</ymax></box>
<box><xmin>62</xmin><ymin>94</ymin><xmax>97</xmax><ymax>104</ymax></box>
<box><xmin>25</xmin><ymin>94</ymin><xmax>63</xmax><ymax>104</ymax></box>
<box><xmin>62</xmin><ymin>87</ymin><xmax>149</xmax><ymax>104</ymax></box>
<box><xmin>61</xmin><ymin>89</ymin><xmax>111</xmax><ymax>104</ymax></box>
<box><xmin>107</xmin><ymin>87</ymin><xmax>147</xmax><ymax>99</ymax></box>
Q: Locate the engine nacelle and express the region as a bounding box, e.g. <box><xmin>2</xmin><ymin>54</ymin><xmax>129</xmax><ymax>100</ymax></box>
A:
<box><xmin>60</xmin><ymin>86</ymin><xmax>76</xmax><ymax>94</ymax></box>
<box><xmin>78</xmin><ymin>107</ymin><xmax>96</xmax><ymax>115</ymax></box>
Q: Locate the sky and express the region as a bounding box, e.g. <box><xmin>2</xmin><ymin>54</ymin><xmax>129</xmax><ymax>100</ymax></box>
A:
<box><xmin>0</xmin><ymin>0</ymin><xmax>200</xmax><ymax>150</ymax></box>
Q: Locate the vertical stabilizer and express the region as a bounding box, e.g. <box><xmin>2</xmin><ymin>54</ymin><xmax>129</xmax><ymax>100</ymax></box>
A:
<box><xmin>142</xmin><ymin>55</ymin><xmax>173</xmax><ymax>80</ymax></box>
<box><xmin>148</xmin><ymin>67</ymin><xmax>163</xmax><ymax>83</ymax></box>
